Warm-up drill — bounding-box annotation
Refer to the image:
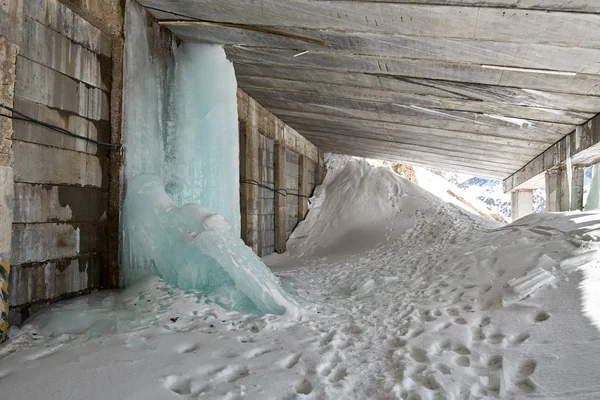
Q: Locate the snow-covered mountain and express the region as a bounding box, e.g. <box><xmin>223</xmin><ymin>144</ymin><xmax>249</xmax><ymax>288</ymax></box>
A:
<box><xmin>426</xmin><ymin>167</ymin><xmax>594</xmax><ymax>220</ymax></box>
<box><xmin>426</xmin><ymin>169</ymin><xmax>546</xmax><ymax>221</ymax></box>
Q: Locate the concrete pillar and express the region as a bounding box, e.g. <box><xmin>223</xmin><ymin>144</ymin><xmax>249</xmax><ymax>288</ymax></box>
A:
<box><xmin>0</xmin><ymin>0</ymin><xmax>22</xmax><ymax>342</ymax></box>
<box><xmin>298</xmin><ymin>154</ymin><xmax>309</xmax><ymax>220</ymax></box>
<box><xmin>546</xmin><ymin>169</ymin><xmax>568</xmax><ymax>212</ymax></box>
<box><xmin>274</xmin><ymin>142</ymin><xmax>287</xmax><ymax>253</ymax></box>
<box><xmin>316</xmin><ymin>150</ymin><xmax>326</xmax><ymax>185</ymax></box>
<box><xmin>571</xmin><ymin>166</ymin><xmax>585</xmax><ymax>211</ymax></box>
<box><xmin>243</xmin><ymin>103</ymin><xmax>260</xmax><ymax>254</ymax></box>
<box><xmin>545</xmin><ymin>166</ymin><xmax>584</xmax><ymax>212</ymax></box>
<box><xmin>107</xmin><ymin>36</ymin><xmax>124</xmax><ymax>289</ymax></box>
<box><xmin>511</xmin><ymin>189</ymin><xmax>534</xmax><ymax>221</ymax></box>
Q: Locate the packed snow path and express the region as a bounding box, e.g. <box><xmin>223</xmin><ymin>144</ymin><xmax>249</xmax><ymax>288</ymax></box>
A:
<box><xmin>1</xmin><ymin>156</ymin><xmax>600</xmax><ymax>399</ymax></box>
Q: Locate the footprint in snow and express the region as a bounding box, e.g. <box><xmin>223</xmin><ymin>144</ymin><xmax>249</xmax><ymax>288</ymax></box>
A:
<box><xmin>164</xmin><ymin>375</ymin><xmax>192</xmax><ymax>395</ymax></box>
<box><xmin>408</xmin><ymin>347</ymin><xmax>429</xmax><ymax>363</ymax></box>
<box><xmin>486</xmin><ymin>333</ymin><xmax>506</xmax><ymax>345</ymax></box>
<box><xmin>217</xmin><ymin>365</ymin><xmax>249</xmax><ymax>383</ymax></box>
<box><xmin>486</xmin><ymin>355</ymin><xmax>503</xmax><ymax>372</ymax></box>
<box><xmin>512</xmin><ymin>332</ymin><xmax>531</xmax><ymax>346</ymax></box>
<box><xmin>279</xmin><ymin>352</ymin><xmax>302</xmax><ymax>369</ymax></box>
<box><xmin>295</xmin><ymin>378</ymin><xmax>313</xmax><ymax>394</ymax></box>
<box><xmin>534</xmin><ymin>311</ymin><xmax>550</xmax><ymax>323</ymax></box>
<box><xmin>518</xmin><ymin>360</ymin><xmax>537</xmax><ymax>379</ymax></box>
<box><xmin>454</xmin><ymin>355</ymin><xmax>471</xmax><ymax>367</ymax></box>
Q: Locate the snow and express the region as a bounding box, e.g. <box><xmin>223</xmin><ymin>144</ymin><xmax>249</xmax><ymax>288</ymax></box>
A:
<box><xmin>2</xmin><ymin>155</ymin><xmax>600</xmax><ymax>399</ymax></box>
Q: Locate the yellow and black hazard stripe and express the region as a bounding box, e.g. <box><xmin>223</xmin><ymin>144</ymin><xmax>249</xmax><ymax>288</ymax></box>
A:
<box><xmin>0</xmin><ymin>259</ymin><xmax>9</xmax><ymax>342</ymax></box>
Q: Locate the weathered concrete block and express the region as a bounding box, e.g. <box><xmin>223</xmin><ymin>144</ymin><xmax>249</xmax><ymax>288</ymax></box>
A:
<box><xmin>11</xmin><ymin>222</ymin><xmax>107</xmax><ymax>265</ymax></box>
<box><xmin>13</xmin><ymin>183</ymin><xmax>108</xmax><ymax>223</ymax></box>
<box><xmin>0</xmin><ymin>166</ymin><xmax>13</xmax><ymax>256</ymax></box>
<box><xmin>0</xmin><ymin>0</ymin><xmax>23</xmax><ymax>45</ymax></box>
<box><xmin>13</xmin><ymin>141</ymin><xmax>107</xmax><ymax>188</ymax></box>
<box><xmin>20</xmin><ymin>16</ymin><xmax>110</xmax><ymax>91</ymax></box>
<box><xmin>23</xmin><ymin>0</ymin><xmax>112</xmax><ymax>57</ymax></box>
<box><xmin>0</xmin><ymin>37</ymin><xmax>18</xmax><ymax>166</ymax></box>
<box><xmin>15</xmin><ymin>56</ymin><xmax>110</xmax><ymax>122</ymax></box>
<box><xmin>13</xmin><ymin>97</ymin><xmax>110</xmax><ymax>155</ymax></box>
<box><xmin>8</xmin><ymin>255</ymin><xmax>103</xmax><ymax>308</ymax></box>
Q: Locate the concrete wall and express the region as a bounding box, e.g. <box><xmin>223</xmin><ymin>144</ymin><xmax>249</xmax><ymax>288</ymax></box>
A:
<box><xmin>0</xmin><ymin>0</ymin><xmax>22</xmax><ymax>342</ymax></box>
<box><xmin>5</xmin><ymin>0</ymin><xmax>123</xmax><ymax>328</ymax></box>
<box><xmin>238</xmin><ymin>90</ymin><xmax>323</xmax><ymax>255</ymax></box>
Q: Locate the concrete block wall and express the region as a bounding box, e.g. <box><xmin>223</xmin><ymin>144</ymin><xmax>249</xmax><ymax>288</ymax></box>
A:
<box><xmin>4</xmin><ymin>0</ymin><xmax>124</xmax><ymax>328</ymax></box>
<box><xmin>0</xmin><ymin>0</ymin><xmax>22</xmax><ymax>342</ymax></box>
<box><xmin>285</xmin><ymin>150</ymin><xmax>300</xmax><ymax>239</ymax></box>
<box><xmin>238</xmin><ymin>90</ymin><xmax>323</xmax><ymax>256</ymax></box>
<box><xmin>257</xmin><ymin>134</ymin><xmax>275</xmax><ymax>256</ymax></box>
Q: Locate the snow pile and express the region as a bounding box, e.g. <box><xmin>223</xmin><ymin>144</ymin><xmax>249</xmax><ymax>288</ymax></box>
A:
<box><xmin>2</xmin><ymin>155</ymin><xmax>600</xmax><ymax>399</ymax></box>
<box><xmin>287</xmin><ymin>154</ymin><xmax>498</xmax><ymax>257</ymax></box>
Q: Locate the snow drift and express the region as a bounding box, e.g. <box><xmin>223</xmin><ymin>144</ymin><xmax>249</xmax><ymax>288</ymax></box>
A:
<box><xmin>4</xmin><ymin>155</ymin><xmax>600</xmax><ymax>400</ymax></box>
<box><xmin>286</xmin><ymin>154</ymin><xmax>498</xmax><ymax>258</ymax></box>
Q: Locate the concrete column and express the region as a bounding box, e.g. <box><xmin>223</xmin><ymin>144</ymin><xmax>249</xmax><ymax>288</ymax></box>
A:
<box><xmin>571</xmin><ymin>166</ymin><xmax>585</xmax><ymax>211</ymax></box>
<box><xmin>546</xmin><ymin>169</ymin><xmax>568</xmax><ymax>212</ymax></box>
<box><xmin>298</xmin><ymin>154</ymin><xmax>309</xmax><ymax>220</ymax></box>
<box><xmin>316</xmin><ymin>150</ymin><xmax>326</xmax><ymax>185</ymax></box>
<box><xmin>243</xmin><ymin>103</ymin><xmax>260</xmax><ymax>254</ymax></box>
<box><xmin>274</xmin><ymin>142</ymin><xmax>287</xmax><ymax>253</ymax></box>
<box><xmin>545</xmin><ymin>166</ymin><xmax>584</xmax><ymax>212</ymax></box>
<box><xmin>107</xmin><ymin>36</ymin><xmax>124</xmax><ymax>289</ymax></box>
<box><xmin>511</xmin><ymin>189</ymin><xmax>533</xmax><ymax>221</ymax></box>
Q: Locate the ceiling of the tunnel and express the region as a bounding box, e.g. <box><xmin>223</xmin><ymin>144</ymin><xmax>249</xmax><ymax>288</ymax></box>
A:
<box><xmin>139</xmin><ymin>0</ymin><xmax>600</xmax><ymax>179</ymax></box>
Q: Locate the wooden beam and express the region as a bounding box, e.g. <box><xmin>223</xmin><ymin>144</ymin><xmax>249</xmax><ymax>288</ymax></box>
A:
<box><xmin>226</xmin><ymin>47</ymin><xmax>600</xmax><ymax>97</ymax></box>
<box><xmin>504</xmin><ymin>114</ymin><xmax>600</xmax><ymax>192</ymax></box>
<box><xmin>173</xmin><ymin>27</ymin><xmax>600</xmax><ymax>75</ymax></box>
<box><xmin>158</xmin><ymin>20</ymin><xmax>326</xmax><ymax>46</ymax></box>
<box><xmin>234</xmin><ymin>65</ymin><xmax>600</xmax><ymax>113</ymax></box>
<box><xmin>243</xmin><ymin>86</ymin><xmax>593</xmax><ymax>125</ymax></box>
<box><xmin>141</xmin><ymin>0</ymin><xmax>600</xmax><ymax>47</ymax></box>
<box><xmin>267</xmin><ymin>105</ymin><xmax>569</xmax><ymax>140</ymax></box>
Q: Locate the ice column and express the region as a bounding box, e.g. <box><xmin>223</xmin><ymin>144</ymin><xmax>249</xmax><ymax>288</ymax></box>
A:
<box><xmin>120</xmin><ymin>1</ymin><xmax>295</xmax><ymax>314</ymax></box>
<box><xmin>166</xmin><ymin>44</ymin><xmax>240</xmax><ymax>233</ymax></box>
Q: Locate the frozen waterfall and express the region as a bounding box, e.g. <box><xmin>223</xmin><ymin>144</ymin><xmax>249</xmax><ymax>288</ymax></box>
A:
<box><xmin>120</xmin><ymin>1</ymin><xmax>295</xmax><ymax>315</ymax></box>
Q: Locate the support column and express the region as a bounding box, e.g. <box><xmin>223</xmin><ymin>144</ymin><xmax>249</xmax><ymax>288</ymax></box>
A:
<box><xmin>316</xmin><ymin>150</ymin><xmax>326</xmax><ymax>185</ymax></box>
<box><xmin>274</xmin><ymin>142</ymin><xmax>287</xmax><ymax>253</ymax></box>
<box><xmin>571</xmin><ymin>166</ymin><xmax>585</xmax><ymax>211</ymax></box>
<box><xmin>511</xmin><ymin>189</ymin><xmax>534</xmax><ymax>221</ymax></box>
<box><xmin>243</xmin><ymin>103</ymin><xmax>260</xmax><ymax>254</ymax></box>
<box><xmin>545</xmin><ymin>169</ymin><xmax>568</xmax><ymax>212</ymax></box>
<box><xmin>298</xmin><ymin>155</ymin><xmax>309</xmax><ymax>220</ymax></box>
<box><xmin>545</xmin><ymin>166</ymin><xmax>584</xmax><ymax>212</ymax></box>
<box><xmin>0</xmin><ymin>0</ymin><xmax>22</xmax><ymax>342</ymax></box>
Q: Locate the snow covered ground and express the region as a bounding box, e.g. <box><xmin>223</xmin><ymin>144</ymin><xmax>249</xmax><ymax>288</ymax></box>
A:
<box><xmin>1</xmin><ymin>155</ymin><xmax>600</xmax><ymax>399</ymax></box>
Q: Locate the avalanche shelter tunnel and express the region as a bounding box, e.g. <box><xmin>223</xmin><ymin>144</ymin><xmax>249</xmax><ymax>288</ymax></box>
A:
<box><xmin>3</xmin><ymin>0</ymin><xmax>600</xmax><ymax>338</ymax></box>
